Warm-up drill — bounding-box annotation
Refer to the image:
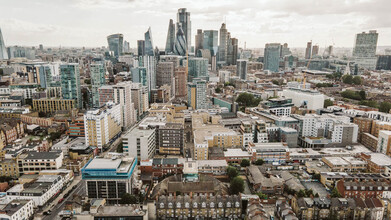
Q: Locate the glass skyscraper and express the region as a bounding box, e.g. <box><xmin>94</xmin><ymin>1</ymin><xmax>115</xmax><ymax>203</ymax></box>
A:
<box><xmin>203</xmin><ymin>30</ymin><xmax>218</xmax><ymax>57</ymax></box>
<box><xmin>177</xmin><ymin>8</ymin><xmax>191</xmax><ymax>52</ymax></box>
<box><xmin>264</xmin><ymin>43</ymin><xmax>281</xmax><ymax>73</ymax></box>
<box><xmin>60</xmin><ymin>64</ymin><xmax>82</xmax><ymax>108</ymax></box>
<box><xmin>137</xmin><ymin>40</ymin><xmax>145</xmax><ymax>57</ymax></box>
<box><xmin>353</xmin><ymin>30</ymin><xmax>378</xmax><ymax>70</ymax></box>
<box><xmin>144</xmin><ymin>27</ymin><xmax>154</xmax><ymax>56</ymax></box>
<box><xmin>0</xmin><ymin>28</ymin><xmax>7</xmax><ymax>60</ymax></box>
<box><xmin>188</xmin><ymin>57</ymin><xmax>208</xmax><ymax>82</ymax></box>
<box><xmin>91</xmin><ymin>63</ymin><xmax>106</xmax><ymax>108</ymax></box>
<box><xmin>107</xmin><ymin>34</ymin><xmax>123</xmax><ymax>57</ymax></box>
<box><xmin>173</xmin><ymin>24</ymin><xmax>187</xmax><ymax>56</ymax></box>
<box><xmin>218</xmin><ymin>23</ymin><xmax>228</xmax><ymax>63</ymax></box>
<box><xmin>165</xmin><ymin>19</ymin><xmax>175</xmax><ymax>54</ymax></box>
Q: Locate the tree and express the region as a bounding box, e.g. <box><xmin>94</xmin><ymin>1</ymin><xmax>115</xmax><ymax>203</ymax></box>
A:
<box><xmin>84</xmin><ymin>79</ymin><xmax>91</xmax><ymax>84</ymax></box>
<box><xmin>297</xmin><ymin>189</ymin><xmax>306</xmax><ymax>198</ymax></box>
<box><xmin>120</xmin><ymin>193</ymin><xmax>138</xmax><ymax>204</ymax></box>
<box><xmin>116</xmin><ymin>143</ymin><xmax>123</xmax><ymax>153</ymax></box>
<box><xmin>314</xmin><ymin>193</ymin><xmax>319</xmax><ymax>198</ymax></box>
<box><xmin>330</xmin><ymin>187</ymin><xmax>341</xmax><ymax>198</ymax></box>
<box><xmin>240</xmin><ymin>159</ymin><xmax>250</xmax><ymax>167</ymax></box>
<box><xmin>272</xmin><ymin>80</ymin><xmax>280</xmax><ymax>85</ymax></box>
<box><xmin>227</xmin><ymin>166</ymin><xmax>238</xmax><ymax>180</ymax></box>
<box><xmin>254</xmin><ymin>159</ymin><xmax>264</xmax><ymax>166</ymax></box>
<box><xmin>236</xmin><ymin>93</ymin><xmax>262</xmax><ymax>108</ymax></box>
<box><xmin>230</xmin><ymin>177</ymin><xmax>244</xmax><ymax>195</ymax></box>
<box><xmin>257</xmin><ymin>192</ymin><xmax>268</xmax><ymax>200</ymax></box>
<box><xmin>352</xmin><ymin>76</ymin><xmax>362</xmax><ymax>85</ymax></box>
<box><xmin>215</xmin><ymin>87</ymin><xmax>222</xmax><ymax>93</ymax></box>
<box><xmin>358</xmin><ymin>90</ymin><xmax>366</xmax><ymax>100</ymax></box>
<box><xmin>312</xmin><ymin>173</ymin><xmax>321</xmax><ymax>181</ymax></box>
<box><xmin>340</xmin><ymin>90</ymin><xmax>365</xmax><ymax>101</ymax></box>
<box><xmin>379</xmin><ymin>101</ymin><xmax>391</xmax><ymax>113</ymax></box>
<box><xmin>324</xmin><ymin>99</ymin><xmax>333</xmax><ymax>108</ymax></box>
<box><xmin>342</xmin><ymin>75</ymin><xmax>353</xmax><ymax>84</ymax></box>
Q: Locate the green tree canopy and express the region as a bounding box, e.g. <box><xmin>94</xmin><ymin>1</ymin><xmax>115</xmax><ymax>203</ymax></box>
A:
<box><xmin>120</xmin><ymin>193</ymin><xmax>138</xmax><ymax>204</ymax></box>
<box><xmin>254</xmin><ymin>159</ymin><xmax>264</xmax><ymax>166</ymax></box>
<box><xmin>240</xmin><ymin>159</ymin><xmax>250</xmax><ymax>167</ymax></box>
<box><xmin>324</xmin><ymin>99</ymin><xmax>333</xmax><ymax>108</ymax></box>
<box><xmin>331</xmin><ymin>187</ymin><xmax>342</xmax><ymax>198</ymax></box>
<box><xmin>379</xmin><ymin>102</ymin><xmax>391</xmax><ymax>113</ymax></box>
<box><xmin>230</xmin><ymin>177</ymin><xmax>244</xmax><ymax>195</ymax></box>
<box><xmin>227</xmin><ymin>166</ymin><xmax>238</xmax><ymax>180</ymax></box>
<box><xmin>257</xmin><ymin>192</ymin><xmax>268</xmax><ymax>200</ymax></box>
<box><xmin>352</xmin><ymin>76</ymin><xmax>362</xmax><ymax>85</ymax></box>
<box><xmin>215</xmin><ymin>87</ymin><xmax>222</xmax><ymax>93</ymax></box>
<box><xmin>236</xmin><ymin>93</ymin><xmax>262</xmax><ymax>108</ymax></box>
<box><xmin>342</xmin><ymin>75</ymin><xmax>353</xmax><ymax>84</ymax></box>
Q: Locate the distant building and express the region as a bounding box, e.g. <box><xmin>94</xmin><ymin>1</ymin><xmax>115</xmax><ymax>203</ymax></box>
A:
<box><xmin>264</xmin><ymin>43</ymin><xmax>281</xmax><ymax>72</ymax></box>
<box><xmin>376</xmin><ymin>55</ymin><xmax>391</xmax><ymax>70</ymax></box>
<box><xmin>165</xmin><ymin>19</ymin><xmax>175</xmax><ymax>54</ymax></box>
<box><xmin>144</xmin><ymin>28</ymin><xmax>154</xmax><ymax>56</ymax></box>
<box><xmin>236</xmin><ymin>59</ymin><xmax>247</xmax><ymax>80</ymax></box>
<box><xmin>188</xmin><ymin>78</ymin><xmax>207</xmax><ymax>110</ymax></box>
<box><xmin>107</xmin><ymin>34</ymin><xmax>123</xmax><ymax>57</ymax></box>
<box><xmin>174</xmin><ymin>67</ymin><xmax>187</xmax><ymax>98</ymax></box>
<box><xmin>188</xmin><ymin>57</ymin><xmax>208</xmax><ymax>82</ymax></box>
<box><xmin>0</xmin><ymin>28</ymin><xmax>8</xmax><ymax>60</ymax></box>
<box><xmin>90</xmin><ymin>63</ymin><xmax>106</xmax><ymax>108</ymax></box>
<box><xmin>177</xmin><ymin>8</ymin><xmax>191</xmax><ymax>52</ymax></box>
<box><xmin>353</xmin><ymin>30</ymin><xmax>378</xmax><ymax>70</ymax></box>
<box><xmin>305</xmin><ymin>41</ymin><xmax>312</xmax><ymax>59</ymax></box>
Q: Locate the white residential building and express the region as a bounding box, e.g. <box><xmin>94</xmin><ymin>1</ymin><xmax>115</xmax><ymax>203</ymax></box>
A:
<box><xmin>113</xmin><ymin>82</ymin><xmax>136</xmax><ymax>128</ymax></box>
<box><xmin>0</xmin><ymin>200</ymin><xmax>34</xmax><ymax>220</ymax></box>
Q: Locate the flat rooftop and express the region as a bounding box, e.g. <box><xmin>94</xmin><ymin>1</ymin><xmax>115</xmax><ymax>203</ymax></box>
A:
<box><xmin>85</xmin><ymin>158</ymin><xmax>122</xmax><ymax>170</ymax></box>
<box><xmin>224</xmin><ymin>148</ymin><xmax>251</xmax><ymax>157</ymax></box>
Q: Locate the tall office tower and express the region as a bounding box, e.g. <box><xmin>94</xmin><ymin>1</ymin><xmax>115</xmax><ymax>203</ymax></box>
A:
<box><xmin>237</xmin><ymin>59</ymin><xmax>247</xmax><ymax>80</ymax></box>
<box><xmin>173</xmin><ymin>24</ymin><xmax>187</xmax><ymax>56</ymax></box>
<box><xmin>174</xmin><ymin>67</ymin><xmax>187</xmax><ymax>98</ymax></box>
<box><xmin>84</xmin><ymin>102</ymin><xmax>122</xmax><ymax>149</ymax></box>
<box><xmin>165</xmin><ymin>19</ymin><xmax>176</xmax><ymax>54</ymax></box>
<box><xmin>113</xmin><ymin>82</ymin><xmax>135</xmax><ymax>128</ymax></box>
<box><xmin>280</xmin><ymin>43</ymin><xmax>291</xmax><ymax>58</ymax></box>
<box><xmin>203</xmin><ymin>30</ymin><xmax>218</xmax><ymax>58</ymax></box>
<box><xmin>0</xmin><ymin>28</ymin><xmax>8</xmax><ymax>60</ymax></box>
<box><xmin>353</xmin><ymin>30</ymin><xmax>378</xmax><ymax>70</ymax></box>
<box><xmin>107</xmin><ymin>34</ymin><xmax>124</xmax><ymax>57</ymax></box>
<box><xmin>123</xmin><ymin>40</ymin><xmax>130</xmax><ymax>53</ymax></box>
<box><xmin>177</xmin><ymin>8</ymin><xmax>191</xmax><ymax>52</ymax></box>
<box><xmin>137</xmin><ymin>40</ymin><xmax>145</xmax><ymax>57</ymax></box>
<box><xmin>227</xmin><ymin>36</ymin><xmax>238</xmax><ymax>65</ymax></box>
<box><xmin>188</xmin><ymin>78</ymin><xmax>207</xmax><ymax>110</ymax></box>
<box><xmin>188</xmin><ymin>57</ymin><xmax>208</xmax><ymax>82</ymax></box>
<box><xmin>264</xmin><ymin>43</ymin><xmax>281</xmax><ymax>72</ymax></box>
<box><xmin>143</xmin><ymin>55</ymin><xmax>156</xmax><ymax>97</ymax></box>
<box><xmin>90</xmin><ymin>63</ymin><xmax>106</xmax><ymax>108</ymax></box>
<box><xmin>218</xmin><ymin>23</ymin><xmax>228</xmax><ymax>63</ymax></box>
<box><xmin>156</xmin><ymin>62</ymin><xmax>175</xmax><ymax>89</ymax></box>
<box><xmin>60</xmin><ymin>64</ymin><xmax>82</xmax><ymax>108</ymax></box>
<box><xmin>195</xmin><ymin>29</ymin><xmax>204</xmax><ymax>54</ymax></box>
<box><xmin>312</xmin><ymin>45</ymin><xmax>319</xmax><ymax>56</ymax></box>
<box><xmin>131</xmin><ymin>67</ymin><xmax>148</xmax><ymax>87</ymax></box>
<box><xmin>144</xmin><ymin>27</ymin><xmax>154</xmax><ymax>56</ymax></box>
<box><xmin>305</xmin><ymin>41</ymin><xmax>312</xmax><ymax>59</ymax></box>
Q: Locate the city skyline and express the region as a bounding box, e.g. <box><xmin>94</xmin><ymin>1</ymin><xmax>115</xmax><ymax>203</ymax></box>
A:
<box><xmin>0</xmin><ymin>0</ymin><xmax>390</xmax><ymax>48</ymax></box>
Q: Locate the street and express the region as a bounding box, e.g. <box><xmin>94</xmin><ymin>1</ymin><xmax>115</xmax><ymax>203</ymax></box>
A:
<box><xmin>40</xmin><ymin>176</ymin><xmax>85</xmax><ymax>220</ymax></box>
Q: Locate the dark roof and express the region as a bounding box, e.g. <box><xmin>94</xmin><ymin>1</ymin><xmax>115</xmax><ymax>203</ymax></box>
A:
<box><xmin>152</xmin><ymin>158</ymin><xmax>178</xmax><ymax>165</ymax></box>
<box><xmin>24</xmin><ymin>151</ymin><xmax>62</xmax><ymax>160</ymax></box>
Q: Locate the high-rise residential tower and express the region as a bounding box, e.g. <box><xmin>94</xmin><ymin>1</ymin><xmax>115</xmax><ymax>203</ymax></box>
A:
<box><xmin>227</xmin><ymin>36</ymin><xmax>238</xmax><ymax>65</ymax></box>
<box><xmin>177</xmin><ymin>8</ymin><xmax>191</xmax><ymax>52</ymax></box>
<box><xmin>0</xmin><ymin>28</ymin><xmax>8</xmax><ymax>60</ymax></box>
<box><xmin>305</xmin><ymin>41</ymin><xmax>312</xmax><ymax>59</ymax></box>
<box><xmin>107</xmin><ymin>34</ymin><xmax>123</xmax><ymax>57</ymax></box>
<box><xmin>165</xmin><ymin>19</ymin><xmax>176</xmax><ymax>54</ymax></box>
<box><xmin>60</xmin><ymin>64</ymin><xmax>82</xmax><ymax>108</ymax></box>
<box><xmin>312</xmin><ymin>45</ymin><xmax>319</xmax><ymax>56</ymax></box>
<box><xmin>264</xmin><ymin>43</ymin><xmax>281</xmax><ymax>72</ymax></box>
<box><xmin>90</xmin><ymin>63</ymin><xmax>106</xmax><ymax>108</ymax></box>
<box><xmin>218</xmin><ymin>23</ymin><xmax>228</xmax><ymax>63</ymax></box>
<box><xmin>353</xmin><ymin>30</ymin><xmax>378</xmax><ymax>70</ymax></box>
<box><xmin>188</xmin><ymin>78</ymin><xmax>207</xmax><ymax>110</ymax></box>
<box><xmin>144</xmin><ymin>27</ymin><xmax>154</xmax><ymax>56</ymax></box>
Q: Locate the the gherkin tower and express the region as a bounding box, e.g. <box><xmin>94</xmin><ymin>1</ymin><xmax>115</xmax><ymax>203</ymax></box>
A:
<box><xmin>173</xmin><ymin>24</ymin><xmax>187</xmax><ymax>56</ymax></box>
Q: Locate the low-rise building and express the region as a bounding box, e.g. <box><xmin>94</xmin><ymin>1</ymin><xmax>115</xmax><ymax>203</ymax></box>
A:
<box><xmin>359</xmin><ymin>152</ymin><xmax>391</xmax><ymax>173</ymax></box>
<box><xmin>32</xmin><ymin>98</ymin><xmax>75</xmax><ymax>113</ymax></box>
<box><xmin>248</xmin><ymin>142</ymin><xmax>290</xmax><ymax>164</ymax></box>
<box><xmin>247</xmin><ymin>165</ymin><xmax>283</xmax><ymax>195</ymax></box>
<box><xmin>0</xmin><ymin>199</ymin><xmax>34</xmax><ymax>220</ymax></box>
<box><xmin>361</xmin><ymin>132</ymin><xmax>378</xmax><ymax>152</ymax></box>
<box><xmin>291</xmin><ymin>197</ymin><xmax>331</xmax><ymax>220</ymax></box>
<box><xmin>158</xmin><ymin>123</ymin><xmax>184</xmax><ymax>155</ymax></box>
<box><xmin>6</xmin><ymin>175</ymin><xmax>64</xmax><ymax>207</ymax></box>
<box><xmin>336</xmin><ymin>178</ymin><xmax>390</xmax><ymax>199</ymax></box>
<box><xmin>17</xmin><ymin>151</ymin><xmax>64</xmax><ymax>174</ymax></box>
<box><xmin>123</xmin><ymin>127</ymin><xmax>156</xmax><ymax>161</ymax></box>
<box><xmin>322</xmin><ymin>156</ymin><xmax>367</xmax><ymax>172</ymax></box>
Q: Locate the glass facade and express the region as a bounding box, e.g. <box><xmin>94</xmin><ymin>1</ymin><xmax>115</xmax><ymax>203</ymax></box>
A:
<box><xmin>91</xmin><ymin>63</ymin><xmax>106</xmax><ymax>107</ymax></box>
<box><xmin>107</xmin><ymin>34</ymin><xmax>124</xmax><ymax>57</ymax></box>
<box><xmin>264</xmin><ymin>43</ymin><xmax>281</xmax><ymax>72</ymax></box>
<box><xmin>60</xmin><ymin>64</ymin><xmax>82</xmax><ymax>108</ymax></box>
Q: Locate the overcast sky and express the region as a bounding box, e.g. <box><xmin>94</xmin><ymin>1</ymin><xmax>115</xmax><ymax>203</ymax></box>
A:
<box><xmin>0</xmin><ymin>0</ymin><xmax>390</xmax><ymax>49</ymax></box>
